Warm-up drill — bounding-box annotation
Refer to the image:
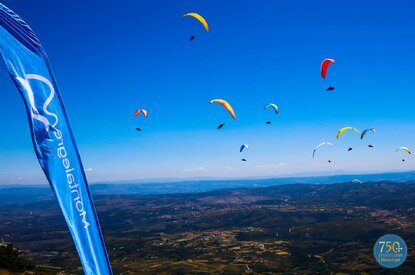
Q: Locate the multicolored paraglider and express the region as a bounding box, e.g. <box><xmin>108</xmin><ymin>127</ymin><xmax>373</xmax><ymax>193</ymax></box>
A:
<box><xmin>312</xmin><ymin>142</ymin><xmax>333</xmax><ymax>158</ymax></box>
<box><xmin>210</xmin><ymin>99</ymin><xmax>236</xmax><ymax>119</ymax></box>
<box><xmin>361</xmin><ymin>128</ymin><xmax>375</xmax><ymax>140</ymax></box>
<box><xmin>134</xmin><ymin>109</ymin><xmax>148</xmax><ymax>132</ymax></box>
<box><xmin>134</xmin><ymin>109</ymin><xmax>148</xmax><ymax>118</ymax></box>
<box><xmin>321</xmin><ymin>58</ymin><xmax>335</xmax><ymax>79</ymax></box>
<box><xmin>336</xmin><ymin>127</ymin><xmax>360</xmax><ymax>139</ymax></box>
<box><xmin>183</xmin><ymin>13</ymin><xmax>209</xmax><ymax>32</ymax></box>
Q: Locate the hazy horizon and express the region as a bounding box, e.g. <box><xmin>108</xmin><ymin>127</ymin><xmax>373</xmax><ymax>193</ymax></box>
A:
<box><xmin>2</xmin><ymin>168</ymin><xmax>415</xmax><ymax>186</ymax></box>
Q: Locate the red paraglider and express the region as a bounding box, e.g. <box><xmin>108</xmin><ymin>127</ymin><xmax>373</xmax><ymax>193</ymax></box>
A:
<box><xmin>320</xmin><ymin>58</ymin><xmax>335</xmax><ymax>79</ymax></box>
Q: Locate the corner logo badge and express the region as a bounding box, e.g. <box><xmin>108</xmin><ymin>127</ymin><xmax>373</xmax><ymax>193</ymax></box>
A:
<box><xmin>374</xmin><ymin>234</ymin><xmax>407</xmax><ymax>268</ymax></box>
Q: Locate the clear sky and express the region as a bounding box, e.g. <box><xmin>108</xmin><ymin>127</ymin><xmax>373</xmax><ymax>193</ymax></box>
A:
<box><xmin>1</xmin><ymin>0</ymin><xmax>415</xmax><ymax>184</ymax></box>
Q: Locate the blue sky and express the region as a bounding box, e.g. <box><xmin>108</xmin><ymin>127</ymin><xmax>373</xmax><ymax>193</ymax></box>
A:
<box><xmin>1</xmin><ymin>0</ymin><xmax>415</xmax><ymax>184</ymax></box>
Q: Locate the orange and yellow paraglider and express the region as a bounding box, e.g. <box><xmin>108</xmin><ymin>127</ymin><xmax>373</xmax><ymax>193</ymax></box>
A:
<box><xmin>210</xmin><ymin>99</ymin><xmax>236</xmax><ymax>119</ymax></box>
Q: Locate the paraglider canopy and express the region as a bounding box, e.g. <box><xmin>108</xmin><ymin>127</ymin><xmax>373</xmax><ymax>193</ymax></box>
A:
<box><xmin>336</xmin><ymin>127</ymin><xmax>360</xmax><ymax>139</ymax></box>
<box><xmin>210</xmin><ymin>99</ymin><xmax>236</xmax><ymax>119</ymax></box>
<box><xmin>312</xmin><ymin>142</ymin><xmax>333</xmax><ymax>158</ymax></box>
<box><xmin>134</xmin><ymin>109</ymin><xmax>148</xmax><ymax>118</ymax></box>
<box><xmin>396</xmin><ymin>146</ymin><xmax>411</xmax><ymax>154</ymax></box>
<box><xmin>361</xmin><ymin>128</ymin><xmax>376</xmax><ymax>140</ymax></box>
<box><xmin>264</xmin><ymin>103</ymin><xmax>279</xmax><ymax>114</ymax></box>
<box><xmin>321</xmin><ymin>58</ymin><xmax>335</xmax><ymax>79</ymax></box>
<box><xmin>240</xmin><ymin>144</ymin><xmax>249</xmax><ymax>153</ymax></box>
<box><xmin>183</xmin><ymin>13</ymin><xmax>209</xmax><ymax>32</ymax></box>
<box><xmin>217</xmin><ymin>123</ymin><xmax>225</xmax><ymax>129</ymax></box>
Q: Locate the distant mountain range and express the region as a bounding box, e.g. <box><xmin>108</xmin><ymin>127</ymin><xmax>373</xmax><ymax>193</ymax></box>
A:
<box><xmin>1</xmin><ymin>170</ymin><xmax>415</xmax><ymax>203</ymax></box>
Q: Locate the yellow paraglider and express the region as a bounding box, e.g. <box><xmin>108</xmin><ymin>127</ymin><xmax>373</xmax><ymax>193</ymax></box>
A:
<box><xmin>183</xmin><ymin>13</ymin><xmax>209</xmax><ymax>32</ymax></box>
<box><xmin>396</xmin><ymin>147</ymin><xmax>411</xmax><ymax>154</ymax></box>
<box><xmin>336</xmin><ymin>127</ymin><xmax>360</xmax><ymax>139</ymax></box>
<box><xmin>210</xmin><ymin>99</ymin><xmax>236</xmax><ymax>119</ymax></box>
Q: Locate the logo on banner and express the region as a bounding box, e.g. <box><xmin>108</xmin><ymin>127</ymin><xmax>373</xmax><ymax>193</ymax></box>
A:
<box><xmin>16</xmin><ymin>74</ymin><xmax>58</xmax><ymax>131</ymax></box>
<box><xmin>17</xmin><ymin>73</ymin><xmax>90</xmax><ymax>229</ymax></box>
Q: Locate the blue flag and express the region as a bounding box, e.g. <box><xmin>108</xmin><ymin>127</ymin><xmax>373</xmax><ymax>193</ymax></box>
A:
<box><xmin>0</xmin><ymin>4</ymin><xmax>112</xmax><ymax>274</ymax></box>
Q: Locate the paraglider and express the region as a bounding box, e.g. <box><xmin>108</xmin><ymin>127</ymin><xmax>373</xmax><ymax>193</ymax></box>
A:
<box><xmin>396</xmin><ymin>147</ymin><xmax>411</xmax><ymax>154</ymax></box>
<box><xmin>352</xmin><ymin>179</ymin><xmax>363</xmax><ymax>184</ymax></box>
<box><xmin>321</xmin><ymin>59</ymin><xmax>336</xmax><ymax>91</ymax></box>
<box><xmin>328</xmin><ymin>160</ymin><xmax>332</xmax><ymax>163</ymax></box>
<box><xmin>134</xmin><ymin>109</ymin><xmax>148</xmax><ymax>132</ymax></box>
<box><xmin>210</xmin><ymin>99</ymin><xmax>236</xmax><ymax>119</ymax></box>
<box><xmin>189</xmin><ymin>35</ymin><xmax>196</xmax><ymax>42</ymax></box>
<box><xmin>241</xmin><ymin>159</ymin><xmax>247</xmax><ymax>162</ymax></box>
<box><xmin>348</xmin><ymin>147</ymin><xmax>353</xmax><ymax>151</ymax></box>
<box><xmin>312</xmin><ymin>142</ymin><xmax>333</xmax><ymax>158</ymax></box>
<box><xmin>183</xmin><ymin>13</ymin><xmax>209</xmax><ymax>32</ymax></box>
<box><xmin>397</xmin><ymin>147</ymin><xmax>411</xmax><ymax>162</ymax></box>
<box><xmin>368</xmin><ymin>145</ymin><xmax>374</xmax><ymax>148</ymax></box>
<box><xmin>321</xmin><ymin>58</ymin><xmax>335</xmax><ymax>79</ymax></box>
<box><xmin>264</xmin><ymin>103</ymin><xmax>279</xmax><ymax>114</ymax></box>
<box><xmin>266</xmin><ymin>121</ymin><xmax>272</xmax><ymax>125</ymax></box>
<box><xmin>217</xmin><ymin>123</ymin><xmax>225</xmax><ymax>129</ymax></box>
<box><xmin>361</xmin><ymin>128</ymin><xmax>376</xmax><ymax>140</ymax></box>
<box><xmin>240</xmin><ymin>144</ymin><xmax>249</xmax><ymax>153</ymax></box>
<box><xmin>134</xmin><ymin>109</ymin><xmax>148</xmax><ymax>118</ymax></box>
<box><xmin>336</xmin><ymin>127</ymin><xmax>360</xmax><ymax>139</ymax></box>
